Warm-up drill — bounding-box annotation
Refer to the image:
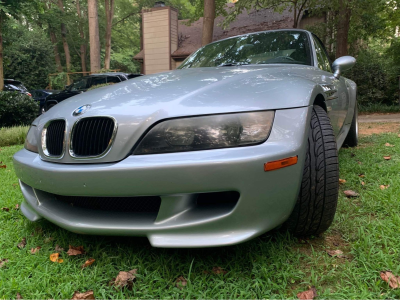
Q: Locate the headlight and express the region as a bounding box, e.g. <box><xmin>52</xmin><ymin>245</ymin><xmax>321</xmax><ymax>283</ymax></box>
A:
<box><xmin>134</xmin><ymin>111</ymin><xmax>274</xmax><ymax>155</ymax></box>
<box><xmin>24</xmin><ymin>125</ymin><xmax>39</xmax><ymax>153</ymax></box>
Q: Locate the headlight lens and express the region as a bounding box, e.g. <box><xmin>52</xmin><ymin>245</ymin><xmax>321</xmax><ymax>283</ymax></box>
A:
<box><xmin>24</xmin><ymin>125</ymin><xmax>39</xmax><ymax>153</ymax></box>
<box><xmin>134</xmin><ymin>111</ymin><xmax>274</xmax><ymax>155</ymax></box>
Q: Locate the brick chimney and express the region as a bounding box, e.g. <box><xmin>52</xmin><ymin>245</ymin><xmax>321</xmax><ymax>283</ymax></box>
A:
<box><xmin>141</xmin><ymin>4</ymin><xmax>178</xmax><ymax>74</ymax></box>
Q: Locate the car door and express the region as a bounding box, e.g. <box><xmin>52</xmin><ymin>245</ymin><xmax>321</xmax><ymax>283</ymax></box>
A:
<box><xmin>312</xmin><ymin>35</ymin><xmax>349</xmax><ymax>136</ymax></box>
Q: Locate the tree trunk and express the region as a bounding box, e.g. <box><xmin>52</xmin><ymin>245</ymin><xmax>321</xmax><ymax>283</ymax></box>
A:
<box><xmin>57</xmin><ymin>0</ymin><xmax>71</xmax><ymax>73</ymax></box>
<box><xmin>104</xmin><ymin>0</ymin><xmax>115</xmax><ymax>70</ymax></box>
<box><xmin>336</xmin><ymin>0</ymin><xmax>351</xmax><ymax>58</ymax></box>
<box><xmin>49</xmin><ymin>30</ymin><xmax>63</xmax><ymax>72</ymax></box>
<box><xmin>0</xmin><ymin>13</ymin><xmax>4</xmax><ymax>91</ymax></box>
<box><xmin>76</xmin><ymin>0</ymin><xmax>87</xmax><ymax>73</ymax></box>
<box><xmin>88</xmin><ymin>0</ymin><xmax>101</xmax><ymax>72</ymax></box>
<box><xmin>201</xmin><ymin>0</ymin><xmax>215</xmax><ymax>46</ymax></box>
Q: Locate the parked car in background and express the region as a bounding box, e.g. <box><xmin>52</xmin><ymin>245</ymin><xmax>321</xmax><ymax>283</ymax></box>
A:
<box><xmin>4</xmin><ymin>79</ymin><xmax>32</xmax><ymax>97</ymax></box>
<box><xmin>44</xmin><ymin>73</ymin><xmax>142</xmax><ymax>111</ymax></box>
<box><xmin>31</xmin><ymin>89</ymin><xmax>60</xmax><ymax>114</ymax></box>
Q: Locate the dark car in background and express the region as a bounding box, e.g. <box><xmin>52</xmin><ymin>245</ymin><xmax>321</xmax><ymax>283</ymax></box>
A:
<box><xmin>31</xmin><ymin>89</ymin><xmax>60</xmax><ymax>114</ymax></box>
<box><xmin>44</xmin><ymin>72</ymin><xmax>142</xmax><ymax>111</ymax></box>
<box><xmin>4</xmin><ymin>79</ymin><xmax>32</xmax><ymax>97</ymax></box>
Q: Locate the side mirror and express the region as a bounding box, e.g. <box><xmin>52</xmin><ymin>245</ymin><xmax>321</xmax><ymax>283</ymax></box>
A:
<box><xmin>332</xmin><ymin>56</ymin><xmax>356</xmax><ymax>79</ymax></box>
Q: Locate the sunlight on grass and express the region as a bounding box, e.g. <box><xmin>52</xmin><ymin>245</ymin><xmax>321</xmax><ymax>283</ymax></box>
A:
<box><xmin>0</xmin><ymin>132</ymin><xmax>399</xmax><ymax>298</ymax></box>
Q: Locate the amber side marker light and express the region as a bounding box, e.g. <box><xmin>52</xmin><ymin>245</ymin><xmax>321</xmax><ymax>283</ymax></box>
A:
<box><xmin>264</xmin><ymin>156</ymin><xmax>298</xmax><ymax>172</ymax></box>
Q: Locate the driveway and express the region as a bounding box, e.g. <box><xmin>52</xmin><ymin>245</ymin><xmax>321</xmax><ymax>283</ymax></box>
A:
<box><xmin>359</xmin><ymin>113</ymin><xmax>400</xmax><ymax>123</ymax></box>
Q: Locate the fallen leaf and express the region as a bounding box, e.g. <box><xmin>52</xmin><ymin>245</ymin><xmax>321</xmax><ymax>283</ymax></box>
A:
<box><xmin>113</xmin><ymin>269</ymin><xmax>137</xmax><ymax>288</ymax></box>
<box><xmin>81</xmin><ymin>258</ymin><xmax>95</xmax><ymax>269</ymax></box>
<box><xmin>339</xmin><ymin>179</ymin><xmax>346</xmax><ymax>184</ymax></box>
<box><xmin>0</xmin><ymin>258</ymin><xmax>9</xmax><ymax>268</ymax></box>
<box><xmin>175</xmin><ymin>276</ymin><xmax>187</xmax><ymax>289</ymax></box>
<box><xmin>17</xmin><ymin>238</ymin><xmax>26</xmax><ymax>249</ymax></box>
<box><xmin>358</xmin><ymin>174</ymin><xmax>365</xmax><ymax>178</ymax></box>
<box><xmin>361</xmin><ymin>181</ymin><xmax>365</xmax><ymax>186</ymax></box>
<box><xmin>385</xmin><ymin>143</ymin><xmax>394</xmax><ymax>147</ymax></box>
<box><xmin>30</xmin><ymin>246</ymin><xmax>41</xmax><ymax>254</ymax></box>
<box><xmin>380</xmin><ymin>185</ymin><xmax>390</xmax><ymax>190</ymax></box>
<box><xmin>297</xmin><ymin>287</ymin><xmax>317</xmax><ymax>300</ymax></box>
<box><xmin>55</xmin><ymin>244</ymin><xmax>64</xmax><ymax>252</ymax></box>
<box><xmin>398</xmin><ymin>134</ymin><xmax>400</xmax><ymax>138</ymax></box>
<box><xmin>71</xmin><ymin>290</ymin><xmax>95</xmax><ymax>300</ymax></box>
<box><xmin>16</xmin><ymin>293</ymin><xmax>23</xmax><ymax>300</ymax></box>
<box><xmin>383</xmin><ymin>156</ymin><xmax>391</xmax><ymax>160</ymax></box>
<box><xmin>357</xmin><ymin>161</ymin><xmax>362</xmax><ymax>165</ymax></box>
<box><xmin>344</xmin><ymin>190</ymin><xmax>359</xmax><ymax>197</ymax></box>
<box><xmin>212</xmin><ymin>266</ymin><xmax>227</xmax><ymax>275</ymax></box>
<box><xmin>15</xmin><ymin>204</ymin><xmax>19</xmax><ymax>210</ymax></box>
<box><xmin>380</xmin><ymin>271</ymin><xmax>400</xmax><ymax>289</ymax></box>
<box><xmin>49</xmin><ymin>253</ymin><xmax>63</xmax><ymax>263</ymax></box>
<box><xmin>327</xmin><ymin>249</ymin><xmax>345</xmax><ymax>258</ymax></box>
<box><xmin>0</xmin><ymin>164</ymin><xmax>6</xmax><ymax>169</ymax></box>
<box><xmin>1</xmin><ymin>207</ymin><xmax>9</xmax><ymax>212</ymax></box>
<box><xmin>67</xmin><ymin>245</ymin><xmax>85</xmax><ymax>256</ymax></box>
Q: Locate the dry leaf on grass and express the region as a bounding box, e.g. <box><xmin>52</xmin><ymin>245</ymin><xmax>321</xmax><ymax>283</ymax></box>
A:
<box><xmin>383</xmin><ymin>156</ymin><xmax>391</xmax><ymax>160</ymax></box>
<box><xmin>0</xmin><ymin>164</ymin><xmax>6</xmax><ymax>169</ymax></box>
<box><xmin>30</xmin><ymin>246</ymin><xmax>41</xmax><ymax>254</ymax></box>
<box><xmin>71</xmin><ymin>290</ymin><xmax>95</xmax><ymax>300</ymax></box>
<box><xmin>16</xmin><ymin>293</ymin><xmax>23</xmax><ymax>299</ymax></box>
<box><xmin>50</xmin><ymin>253</ymin><xmax>63</xmax><ymax>263</ymax></box>
<box><xmin>385</xmin><ymin>143</ymin><xmax>394</xmax><ymax>147</ymax></box>
<box><xmin>17</xmin><ymin>238</ymin><xmax>26</xmax><ymax>249</ymax></box>
<box><xmin>344</xmin><ymin>190</ymin><xmax>359</xmax><ymax>197</ymax></box>
<box><xmin>67</xmin><ymin>245</ymin><xmax>85</xmax><ymax>256</ymax></box>
<box><xmin>327</xmin><ymin>249</ymin><xmax>345</xmax><ymax>258</ymax></box>
<box><xmin>15</xmin><ymin>204</ymin><xmax>19</xmax><ymax>210</ymax></box>
<box><xmin>212</xmin><ymin>266</ymin><xmax>227</xmax><ymax>275</ymax></box>
<box><xmin>1</xmin><ymin>207</ymin><xmax>9</xmax><ymax>212</ymax></box>
<box><xmin>297</xmin><ymin>287</ymin><xmax>317</xmax><ymax>300</ymax></box>
<box><xmin>0</xmin><ymin>258</ymin><xmax>9</xmax><ymax>268</ymax></box>
<box><xmin>358</xmin><ymin>174</ymin><xmax>365</xmax><ymax>178</ymax></box>
<box><xmin>175</xmin><ymin>276</ymin><xmax>187</xmax><ymax>289</ymax></box>
<box><xmin>380</xmin><ymin>271</ymin><xmax>400</xmax><ymax>289</ymax></box>
<box><xmin>81</xmin><ymin>258</ymin><xmax>95</xmax><ymax>269</ymax></box>
<box><xmin>55</xmin><ymin>244</ymin><xmax>64</xmax><ymax>252</ymax></box>
<box><xmin>112</xmin><ymin>269</ymin><xmax>137</xmax><ymax>288</ymax></box>
<box><xmin>380</xmin><ymin>185</ymin><xmax>390</xmax><ymax>190</ymax></box>
<box><xmin>339</xmin><ymin>179</ymin><xmax>346</xmax><ymax>184</ymax></box>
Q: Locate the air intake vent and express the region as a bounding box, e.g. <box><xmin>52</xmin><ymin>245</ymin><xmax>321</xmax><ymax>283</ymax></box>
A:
<box><xmin>55</xmin><ymin>195</ymin><xmax>161</xmax><ymax>213</ymax></box>
<box><xmin>45</xmin><ymin>120</ymin><xmax>66</xmax><ymax>156</ymax></box>
<box><xmin>71</xmin><ymin>117</ymin><xmax>116</xmax><ymax>157</ymax></box>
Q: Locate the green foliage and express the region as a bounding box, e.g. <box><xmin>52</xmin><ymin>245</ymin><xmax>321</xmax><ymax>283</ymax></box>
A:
<box><xmin>0</xmin><ymin>92</ymin><xmax>39</xmax><ymax>127</ymax></box>
<box><xmin>50</xmin><ymin>73</ymin><xmax>68</xmax><ymax>90</ymax></box>
<box><xmin>0</xmin><ymin>125</ymin><xmax>29</xmax><ymax>147</ymax></box>
<box><xmin>345</xmin><ymin>50</ymin><xmax>399</xmax><ymax>106</ymax></box>
<box><xmin>87</xmin><ymin>83</ymin><xmax>115</xmax><ymax>91</ymax></box>
<box><xmin>3</xmin><ymin>24</ymin><xmax>55</xmax><ymax>89</ymax></box>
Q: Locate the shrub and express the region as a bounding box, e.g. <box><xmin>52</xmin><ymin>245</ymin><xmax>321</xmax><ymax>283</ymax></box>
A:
<box><xmin>0</xmin><ymin>126</ymin><xmax>29</xmax><ymax>147</ymax></box>
<box><xmin>0</xmin><ymin>92</ymin><xmax>39</xmax><ymax>127</ymax></box>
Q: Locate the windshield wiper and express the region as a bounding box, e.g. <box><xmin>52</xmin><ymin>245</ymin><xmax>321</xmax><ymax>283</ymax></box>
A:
<box><xmin>220</xmin><ymin>62</ymin><xmax>251</xmax><ymax>67</ymax></box>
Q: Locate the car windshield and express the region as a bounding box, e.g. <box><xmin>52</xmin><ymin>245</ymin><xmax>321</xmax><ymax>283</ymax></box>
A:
<box><xmin>4</xmin><ymin>82</ymin><xmax>28</xmax><ymax>92</ymax></box>
<box><xmin>68</xmin><ymin>77</ymin><xmax>90</xmax><ymax>91</ymax></box>
<box><xmin>179</xmin><ymin>31</ymin><xmax>312</xmax><ymax>69</ymax></box>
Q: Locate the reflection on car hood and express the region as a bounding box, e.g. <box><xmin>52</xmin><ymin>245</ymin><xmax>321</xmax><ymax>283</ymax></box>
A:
<box><xmin>40</xmin><ymin>65</ymin><xmax>324</xmax><ymax>123</ymax></box>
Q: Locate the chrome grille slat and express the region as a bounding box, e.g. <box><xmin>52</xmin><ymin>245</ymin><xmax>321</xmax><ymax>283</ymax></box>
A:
<box><xmin>70</xmin><ymin>117</ymin><xmax>116</xmax><ymax>158</ymax></box>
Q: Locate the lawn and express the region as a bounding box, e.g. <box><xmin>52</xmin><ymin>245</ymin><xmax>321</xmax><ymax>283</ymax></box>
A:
<box><xmin>0</xmin><ymin>131</ymin><xmax>400</xmax><ymax>299</ymax></box>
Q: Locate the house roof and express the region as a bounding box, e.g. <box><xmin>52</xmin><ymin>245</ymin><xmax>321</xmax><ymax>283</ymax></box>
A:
<box><xmin>172</xmin><ymin>5</ymin><xmax>294</xmax><ymax>58</ymax></box>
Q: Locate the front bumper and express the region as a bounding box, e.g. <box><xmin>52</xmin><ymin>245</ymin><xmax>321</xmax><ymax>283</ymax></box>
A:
<box><xmin>14</xmin><ymin>107</ymin><xmax>311</xmax><ymax>247</ymax></box>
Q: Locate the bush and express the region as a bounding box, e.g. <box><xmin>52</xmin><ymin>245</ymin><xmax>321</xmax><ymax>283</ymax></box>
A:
<box><xmin>0</xmin><ymin>92</ymin><xmax>39</xmax><ymax>127</ymax></box>
<box><xmin>0</xmin><ymin>126</ymin><xmax>29</xmax><ymax>147</ymax></box>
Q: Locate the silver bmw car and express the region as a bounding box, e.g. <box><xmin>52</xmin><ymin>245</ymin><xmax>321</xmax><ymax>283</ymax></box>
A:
<box><xmin>14</xmin><ymin>29</ymin><xmax>357</xmax><ymax>248</ymax></box>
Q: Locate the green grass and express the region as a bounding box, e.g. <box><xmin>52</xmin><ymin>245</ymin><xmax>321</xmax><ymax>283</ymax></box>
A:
<box><xmin>1</xmin><ymin>132</ymin><xmax>400</xmax><ymax>299</ymax></box>
<box><xmin>359</xmin><ymin>103</ymin><xmax>400</xmax><ymax>114</ymax></box>
<box><xmin>0</xmin><ymin>126</ymin><xmax>29</xmax><ymax>147</ymax></box>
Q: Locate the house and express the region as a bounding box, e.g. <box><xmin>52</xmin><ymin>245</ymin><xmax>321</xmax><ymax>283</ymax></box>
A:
<box><xmin>134</xmin><ymin>2</ymin><xmax>324</xmax><ymax>75</ymax></box>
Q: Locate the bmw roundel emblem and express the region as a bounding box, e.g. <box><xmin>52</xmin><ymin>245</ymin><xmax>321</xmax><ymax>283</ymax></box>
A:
<box><xmin>73</xmin><ymin>105</ymin><xmax>91</xmax><ymax>116</ymax></box>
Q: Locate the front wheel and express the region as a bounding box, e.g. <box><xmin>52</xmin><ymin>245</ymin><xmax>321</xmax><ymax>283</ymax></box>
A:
<box><xmin>285</xmin><ymin>105</ymin><xmax>339</xmax><ymax>236</ymax></box>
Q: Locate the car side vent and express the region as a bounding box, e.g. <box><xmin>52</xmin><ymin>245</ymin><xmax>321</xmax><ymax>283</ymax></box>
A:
<box><xmin>45</xmin><ymin>120</ymin><xmax>66</xmax><ymax>156</ymax></box>
<box><xmin>71</xmin><ymin>117</ymin><xmax>116</xmax><ymax>157</ymax></box>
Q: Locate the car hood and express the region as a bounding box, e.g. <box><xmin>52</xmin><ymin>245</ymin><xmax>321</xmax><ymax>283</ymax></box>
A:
<box><xmin>35</xmin><ymin>65</ymin><xmax>322</xmax><ymax>163</ymax></box>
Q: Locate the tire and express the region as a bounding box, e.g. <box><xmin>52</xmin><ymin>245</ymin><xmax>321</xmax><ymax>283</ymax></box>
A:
<box><xmin>343</xmin><ymin>104</ymin><xmax>358</xmax><ymax>147</ymax></box>
<box><xmin>285</xmin><ymin>105</ymin><xmax>339</xmax><ymax>236</ymax></box>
